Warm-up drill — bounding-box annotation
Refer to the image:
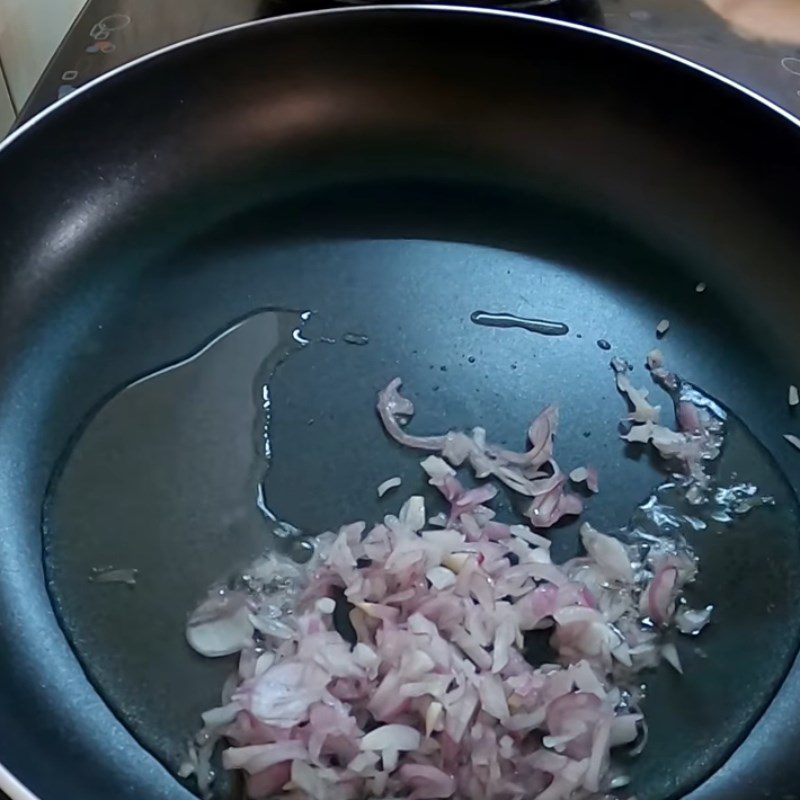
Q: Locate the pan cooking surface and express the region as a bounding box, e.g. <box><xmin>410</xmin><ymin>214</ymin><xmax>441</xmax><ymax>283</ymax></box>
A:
<box><xmin>2</xmin><ymin>8</ymin><xmax>800</xmax><ymax>800</ymax></box>
<box><xmin>42</xmin><ymin>185</ymin><xmax>800</xmax><ymax>800</ymax></box>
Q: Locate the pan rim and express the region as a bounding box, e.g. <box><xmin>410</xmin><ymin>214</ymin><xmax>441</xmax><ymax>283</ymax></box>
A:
<box><xmin>2</xmin><ymin>2</ymin><xmax>800</xmax><ymax>159</ymax></box>
<box><xmin>1</xmin><ymin>4</ymin><xmax>799</xmax><ymax>799</ymax></box>
<box><xmin>0</xmin><ymin>762</ymin><xmax>36</xmax><ymax>800</ymax></box>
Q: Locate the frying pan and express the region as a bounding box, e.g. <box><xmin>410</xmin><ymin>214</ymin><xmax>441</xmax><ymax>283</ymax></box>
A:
<box><xmin>2</xmin><ymin>6</ymin><xmax>800</xmax><ymax>800</ymax></box>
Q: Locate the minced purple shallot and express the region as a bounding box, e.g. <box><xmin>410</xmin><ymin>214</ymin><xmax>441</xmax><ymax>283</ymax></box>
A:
<box><xmin>185</xmin><ymin>483</ymin><xmax>670</xmax><ymax>799</ymax></box>
<box><xmin>377</xmin><ymin>379</ymin><xmax>583</xmax><ymax>530</ymax></box>
<box><xmin>183</xmin><ymin>364</ymin><xmax>717</xmax><ymax>799</ymax></box>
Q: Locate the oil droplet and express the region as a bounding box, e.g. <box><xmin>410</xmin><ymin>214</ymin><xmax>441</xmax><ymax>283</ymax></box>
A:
<box><xmin>342</xmin><ymin>333</ymin><xmax>369</xmax><ymax>346</ymax></box>
<box><xmin>89</xmin><ymin>566</ymin><xmax>138</xmax><ymax>587</ymax></box>
<box><xmin>597</xmin><ymin>339</ymin><xmax>612</xmax><ymax>351</ymax></box>
<box><xmin>470</xmin><ymin>310</ymin><xmax>569</xmax><ymax>337</ymax></box>
<box><xmin>290</xmin><ymin>539</ymin><xmax>315</xmax><ymax>564</ymax></box>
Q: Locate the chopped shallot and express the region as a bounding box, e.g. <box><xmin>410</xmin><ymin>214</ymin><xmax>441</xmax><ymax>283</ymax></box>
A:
<box><xmin>376</xmin><ymin>381</ymin><xmax>582</xmax><ymax>528</ymax></box>
<box><xmin>580</xmin><ymin>524</ymin><xmax>633</xmax><ymax>584</ymax></box>
<box><xmin>569</xmin><ymin>466</ymin><xmax>598</xmax><ymax>493</ymax></box>
<box><xmin>377</xmin><ymin>476</ymin><xmax>402</xmax><ymax>497</ymax></box>
<box><xmin>611</xmin><ymin>357</ymin><xmax>724</xmax><ymax>474</ymax></box>
<box><xmin>185</xmin><ymin>452</ymin><xmax>703</xmax><ymax>799</ymax></box>
<box><xmin>568</xmin><ymin>466</ymin><xmax>587</xmax><ymax>484</ymax></box>
<box><xmin>785</xmin><ymin>433</ymin><xmax>800</xmax><ymax>451</ymax></box>
<box><xmin>186</xmin><ymin>591</ymin><xmax>254</xmax><ymax>657</ymax></box>
<box><xmin>183</xmin><ymin>362</ymin><xmax>725</xmax><ymax>800</ymax></box>
<box><xmin>611</xmin><ymin>358</ymin><xmax>660</xmax><ymax>424</ymax></box>
<box><xmin>660</xmin><ymin>642</ymin><xmax>683</xmax><ymax>674</ymax></box>
<box><xmin>646</xmin><ymin>349</ymin><xmax>664</xmax><ymax>371</ymax></box>
<box><xmin>674</xmin><ymin>605</ymin><xmax>713</xmax><ymax>636</ymax></box>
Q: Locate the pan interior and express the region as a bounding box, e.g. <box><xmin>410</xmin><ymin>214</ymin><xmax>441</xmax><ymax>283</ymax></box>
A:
<box><xmin>37</xmin><ymin>179</ymin><xmax>800</xmax><ymax>800</ymax></box>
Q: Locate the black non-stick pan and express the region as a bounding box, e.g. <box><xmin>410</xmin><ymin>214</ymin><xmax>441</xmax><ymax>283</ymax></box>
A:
<box><xmin>2</xmin><ymin>6</ymin><xmax>800</xmax><ymax>800</ymax></box>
